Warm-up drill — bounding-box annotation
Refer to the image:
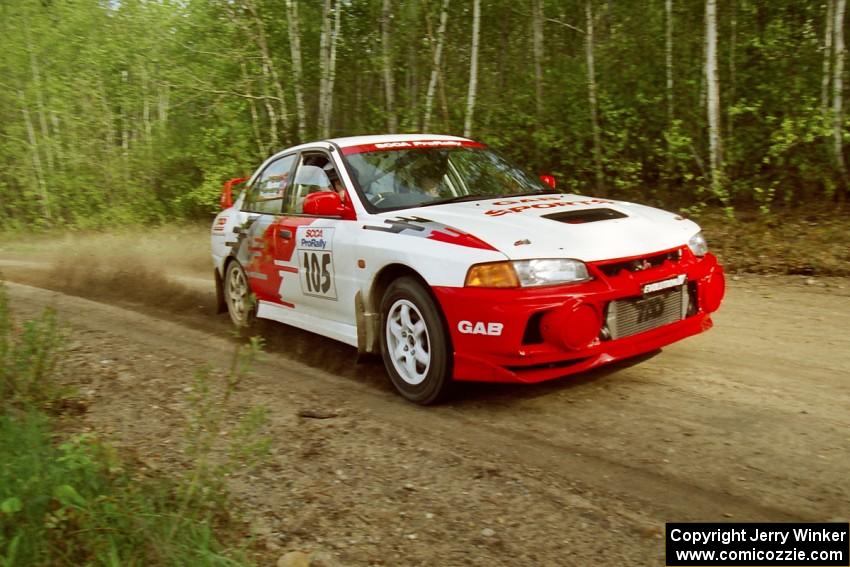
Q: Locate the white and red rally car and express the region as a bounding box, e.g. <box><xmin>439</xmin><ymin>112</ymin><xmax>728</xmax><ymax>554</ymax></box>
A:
<box><xmin>211</xmin><ymin>134</ymin><xmax>725</xmax><ymax>404</ymax></box>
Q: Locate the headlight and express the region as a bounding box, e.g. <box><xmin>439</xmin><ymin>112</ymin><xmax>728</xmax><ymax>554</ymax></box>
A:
<box><xmin>465</xmin><ymin>259</ymin><xmax>590</xmax><ymax>288</ymax></box>
<box><xmin>688</xmin><ymin>231</ymin><xmax>709</xmax><ymax>257</ymax></box>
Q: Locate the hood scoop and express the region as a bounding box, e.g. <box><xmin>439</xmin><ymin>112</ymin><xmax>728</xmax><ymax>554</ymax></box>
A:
<box><xmin>542</xmin><ymin>208</ymin><xmax>627</xmax><ymax>224</ymax></box>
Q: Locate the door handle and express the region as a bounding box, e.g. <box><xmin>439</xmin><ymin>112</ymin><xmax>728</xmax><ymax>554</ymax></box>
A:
<box><xmin>278</xmin><ymin>229</ymin><xmax>293</xmax><ymax>240</ymax></box>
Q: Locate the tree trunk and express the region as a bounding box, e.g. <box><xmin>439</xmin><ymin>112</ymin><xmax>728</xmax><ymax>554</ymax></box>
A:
<box><xmin>285</xmin><ymin>0</ymin><xmax>307</xmax><ymax>141</ymax></box>
<box><xmin>665</xmin><ymin>0</ymin><xmax>674</xmax><ymax>124</ymax></box>
<box><xmin>463</xmin><ymin>0</ymin><xmax>481</xmax><ymax>138</ymax></box>
<box><xmin>705</xmin><ymin>0</ymin><xmax>724</xmax><ymax>200</ymax></box>
<box><xmin>28</xmin><ymin>50</ymin><xmax>54</xmax><ymax>174</ymax></box>
<box><xmin>727</xmin><ymin>0</ymin><xmax>737</xmax><ymax>142</ymax></box>
<box><xmin>822</xmin><ymin>0</ymin><xmax>835</xmax><ymax>116</ymax></box>
<box><xmin>318</xmin><ymin>0</ymin><xmax>331</xmax><ymax>135</ymax></box>
<box><xmin>423</xmin><ymin>0</ymin><xmax>450</xmax><ymax>132</ymax></box>
<box><xmin>834</xmin><ymin>0</ymin><xmax>847</xmax><ymax>184</ymax></box>
<box><xmin>586</xmin><ymin>0</ymin><xmax>604</xmax><ymax>193</ymax></box>
<box><xmin>246</xmin><ymin>0</ymin><xmax>290</xmax><ymax>144</ymax></box>
<box><xmin>532</xmin><ymin>0</ymin><xmax>545</xmax><ymax>120</ymax></box>
<box><xmin>321</xmin><ymin>0</ymin><xmax>342</xmax><ymax>138</ymax></box>
<box><xmin>242</xmin><ymin>62</ymin><xmax>267</xmax><ymax>155</ymax></box>
<box><xmin>381</xmin><ymin>0</ymin><xmax>397</xmax><ymax>133</ymax></box>
<box><xmin>18</xmin><ymin>90</ymin><xmax>50</xmax><ymax>220</ymax></box>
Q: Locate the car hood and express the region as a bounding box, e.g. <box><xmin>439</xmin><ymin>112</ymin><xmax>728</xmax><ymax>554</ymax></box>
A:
<box><xmin>386</xmin><ymin>194</ymin><xmax>701</xmax><ymax>262</ymax></box>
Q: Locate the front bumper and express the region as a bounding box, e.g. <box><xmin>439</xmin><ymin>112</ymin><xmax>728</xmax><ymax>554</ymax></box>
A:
<box><xmin>432</xmin><ymin>248</ymin><xmax>725</xmax><ymax>383</ymax></box>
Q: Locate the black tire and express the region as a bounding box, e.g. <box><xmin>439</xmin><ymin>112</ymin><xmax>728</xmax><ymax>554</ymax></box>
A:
<box><xmin>379</xmin><ymin>276</ymin><xmax>452</xmax><ymax>405</ymax></box>
<box><xmin>224</xmin><ymin>260</ymin><xmax>256</xmax><ymax>328</ymax></box>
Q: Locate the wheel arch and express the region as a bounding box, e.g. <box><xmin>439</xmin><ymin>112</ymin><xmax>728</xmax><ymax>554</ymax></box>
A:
<box><xmin>357</xmin><ymin>263</ymin><xmax>452</xmax><ymax>356</ymax></box>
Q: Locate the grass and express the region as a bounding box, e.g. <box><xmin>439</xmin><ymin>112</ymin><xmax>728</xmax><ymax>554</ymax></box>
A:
<box><xmin>0</xmin><ymin>284</ymin><xmax>260</xmax><ymax>567</ymax></box>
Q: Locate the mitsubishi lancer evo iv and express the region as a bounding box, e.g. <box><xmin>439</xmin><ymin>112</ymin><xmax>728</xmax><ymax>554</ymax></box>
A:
<box><xmin>211</xmin><ymin>134</ymin><xmax>725</xmax><ymax>404</ymax></box>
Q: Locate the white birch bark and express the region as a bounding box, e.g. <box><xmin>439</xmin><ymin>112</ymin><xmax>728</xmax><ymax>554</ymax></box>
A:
<box><xmin>285</xmin><ymin>0</ymin><xmax>307</xmax><ymax>141</ymax></box>
<box><xmin>246</xmin><ymin>0</ymin><xmax>290</xmax><ymax>141</ymax></box>
<box><xmin>727</xmin><ymin>0</ymin><xmax>736</xmax><ymax>141</ymax></box>
<box><xmin>318</xmin><ymin>0</ymin><xmax>331</xmax><ymax>134</ymax></box>
<box><xmin>532</xmin><ymin>0</ymin><xmax>545</xmax><ymax>119</ymax></box>
<box><xmin>242</xmin><ymin>62</ymin><xmax>267</xmax><ymax>155</ymax></box>
<box><xmin>423</xmin><ymin>0</ymin><xmax>450</xmax><ymax>132</ymax></box>
<box><xmin>381</xmin><ymin>0</ymin><xmax>397</xmax><ymax>133</ymax></box>
<box><xmin>29</xmin><ymin>50</ymin><xmax>54</xmax><ymax>173</ymax></box>
<box><xmin>463</xmin><ymin>0</ymin><xmax>481</xmax><ymax>138</ymax></box>
<box><xmin>822</xmin><ymin>0</ymin><xmax>835</xmax><ymax>115</ymax></box>
<box><xmin>665</xmin><ymin>0</ymin><xmax>674</xmax><ymax>125</ymax></box>
<box><xmin>18</xmin><ymin>90</ymin><xmax>50</xmax><ymax>219</ymax></box>
<box><xmin>705</xmin><ymin>0</ymin><xmax>723</xmax><ymax>199</ymax></box>
<box><xmin>321</xmin><ymin>0</ymin><xmax>342</xmax><ymax>138</ymax></box>
<box><xmin>586</xmin><ymin>0</ymin><xmax>603</xmax><ymax>192</ymax></box>
<box><xmin>833</xmin><ymin>0</ymin><xmax>847</xmax><ymax>178</ymax></box>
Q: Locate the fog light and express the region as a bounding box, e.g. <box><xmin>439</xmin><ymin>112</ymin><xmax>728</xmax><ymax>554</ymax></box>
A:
<box><xmin>540</xmin><ymin>302</ymin><xmax>601</xmax><ymax>350</ymax></box>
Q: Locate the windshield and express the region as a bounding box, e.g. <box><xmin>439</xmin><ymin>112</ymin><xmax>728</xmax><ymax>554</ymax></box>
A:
<box><xmin>342</xmin><ymin>144</ymin><xmax>551</xmax><ymax>211</ymax></box>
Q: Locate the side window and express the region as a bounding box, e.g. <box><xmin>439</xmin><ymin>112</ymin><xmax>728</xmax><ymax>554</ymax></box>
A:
<box><xmin>244</xmin><ymin>154</ymin><xmax>297</xmax><ymax>214</ymax></box>
<box><xmin>288</xmin><ymin>153</ymin><xmax>346</xmax><ymax>214</ymax></box>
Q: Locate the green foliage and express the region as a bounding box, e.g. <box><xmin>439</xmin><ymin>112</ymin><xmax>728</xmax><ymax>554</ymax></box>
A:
<box><xmin>0</xmin><ymin>0</ymin><xmax>847</xmax><ymax>227</ymax></box>
<box><xmin>0</xmin><ymin>285</ymin><xmax>258</xmax><ymax>566</ymax></box>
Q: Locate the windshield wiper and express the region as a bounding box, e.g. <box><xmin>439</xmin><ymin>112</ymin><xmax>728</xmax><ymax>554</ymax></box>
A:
<box><xmin>418</xmin><ymin>194</ymin><xmax>495</xmax><ymax>207</ymax></box>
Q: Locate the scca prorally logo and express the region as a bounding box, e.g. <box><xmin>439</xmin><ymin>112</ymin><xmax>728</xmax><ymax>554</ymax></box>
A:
<box><xmin>458</xmin><ymin>320</ymin><xmax>504</xmax><ymax>336</ymax></box>
<box><xmin>300</xmin><ymin>228</ymin><xmax>328</xmax><ymax>249</ymax></box>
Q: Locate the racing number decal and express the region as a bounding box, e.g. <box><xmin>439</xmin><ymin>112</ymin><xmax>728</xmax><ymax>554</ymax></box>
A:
<box><xmin>296</xmin><ymin>227</ymin><xmax>337</xmax><ymax>300</ymax></box>
<box><xmin>302</xmin><ymin>251</ymin><xmax>333</xmax><ymax>295</ymax></box>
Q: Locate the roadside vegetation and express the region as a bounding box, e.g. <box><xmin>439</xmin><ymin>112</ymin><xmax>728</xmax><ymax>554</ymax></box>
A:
<box><xmin>0</xmin><ymin>285</ymin><xmax>267</xmax><ymax>566</ymax></box>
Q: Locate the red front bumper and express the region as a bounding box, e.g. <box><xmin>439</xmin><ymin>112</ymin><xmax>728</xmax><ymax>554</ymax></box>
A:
<box><xmin>432</xmin><ymin>248</ymin><xmax>725</xmax><ymax>384</ymax></box>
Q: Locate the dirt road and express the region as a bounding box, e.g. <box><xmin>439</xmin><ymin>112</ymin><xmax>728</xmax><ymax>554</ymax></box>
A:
<box><xmin>1</xmin><ymin>234</ymin><xmax>848</xmax><ymax>566</ymax></box>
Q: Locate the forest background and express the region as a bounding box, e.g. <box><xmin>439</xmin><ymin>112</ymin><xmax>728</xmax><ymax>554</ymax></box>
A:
<box><xmin>1</xmin><ymin>0</ymin><xmax>848</xmax><ymax>239</ymax></box>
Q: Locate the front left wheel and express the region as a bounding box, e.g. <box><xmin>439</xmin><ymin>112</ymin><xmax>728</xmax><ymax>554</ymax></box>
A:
<box><xmin>380</xmin><ymin>277</ymin><xmax>452</xmax><ymax>405</ymax></box>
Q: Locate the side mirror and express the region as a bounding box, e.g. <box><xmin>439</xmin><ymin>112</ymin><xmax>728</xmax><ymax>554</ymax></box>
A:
<box><xmin>539</xmin><ymin>174</ymin><xmax>557</xmax><ymax>189</ymax></box>
<box><xmin>303</xmin><ymin>191</ymin><xmax>347</xmax><ymax>217</ymax></box>
<box><xmin>221</xmin><ymin>177</ymin><xmax>248</xmax><ymax>210</ymax></box>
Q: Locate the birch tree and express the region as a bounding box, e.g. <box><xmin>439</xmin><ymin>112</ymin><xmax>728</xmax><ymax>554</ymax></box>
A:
<box><xmin>285</xmin><ymin>0</ymin><xmax>307</xmax><ymax>141</ymax></box>
<box><xmin>463</xmin><ymin>0</ymin><xmax>481</xmax><ymax>138</ymax></box>
<box><xmin>243</xmin><ymin>1</ymin><xmax>289</xmax><ymax>144</ymax></box>
<box><xmin>18</xmin><ymin>90</ymin><xmax>50</xmax><ymax>219</ymax></box>
<box><xmin>326</xmin><ymin>1</ymin><xmax>342</xmax><ymax>135</ymax></box>
<box><xmin>705</xmin><ymin>0</ymin><xmax>724</xmax><ymax>200</ymax></box>
<box><xmin>423</xmin><ymin>0</ymin><xmax>450</xmax><ymax>132</ymax></box>
<box><xmin>833</xmin><ymin>0</ymin><xmax>847</xmax><ymax>182</ymax></box>
<box><xmin>665</xmin><ymin>0</ymin><xmax>674</xmax><ymax>125</ymax></box>
<box><xmin>318</xmin><ymin>0</ymin><xmax>342</xmax><ymax>138</ymax></box>
<box><xmin>381</xmin><ymin>0</ymin><xmax>397</xmax><ymax>133</ymax></box>
<box><xmin>822</xmin><ymin>0</ymin><xmax>835</xmax><ymax>116</ymax></box>
<box><xmin>532</xmin><ymin>0</ymin><xmax>545</xmax><ymax>119</ymax></box>
<box><xmin>586</xmin><ymin>0</ymin><xmax>603</xmax><ymax>193</ymax></box>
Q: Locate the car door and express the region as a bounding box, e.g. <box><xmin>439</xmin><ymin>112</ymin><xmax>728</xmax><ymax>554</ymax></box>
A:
<box><xmin>237</xmin><ymin>153</ymin><xmax>298</xmax><ymax>304</ymax></box>
<box><xmin>268</xmin><ymin>150</ymin><xmax>358</xmax><ymax>325</ymax></box>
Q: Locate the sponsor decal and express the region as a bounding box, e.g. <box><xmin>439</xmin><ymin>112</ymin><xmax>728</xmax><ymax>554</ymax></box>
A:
<box><xmin>484</xmin><ymin>197</ymin><xmax>615</xmax><ymax>217</ymax></box>
<box><xmin>212</xmin><ymin>215</ymin><xmax>228</xmax><ymax>234</ymax></box>
<box><xmin>299</xmin><ymin>227</ymin><xmax>330</xmax><ymax>250</ymax></box>
<box><xmin>296</xmin><ymin>227</ymin><xmax>337</xmax><ymax>300</ymax></box>
<box><xmin>642</xmin><ymin>274</ymin><xmax>686</xmax><ymax>295</ymax></box>
<box><xmin>458</xmin><ymin>320</ymin><xmax>504</xmax><ymax>336</ymax></box>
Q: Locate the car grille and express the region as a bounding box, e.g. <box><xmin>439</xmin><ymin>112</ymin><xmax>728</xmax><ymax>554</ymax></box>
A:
<box><xmin>604</xmin><ymin>286</ymin><xmax>687</xmax><ymax>340</ymax></box>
